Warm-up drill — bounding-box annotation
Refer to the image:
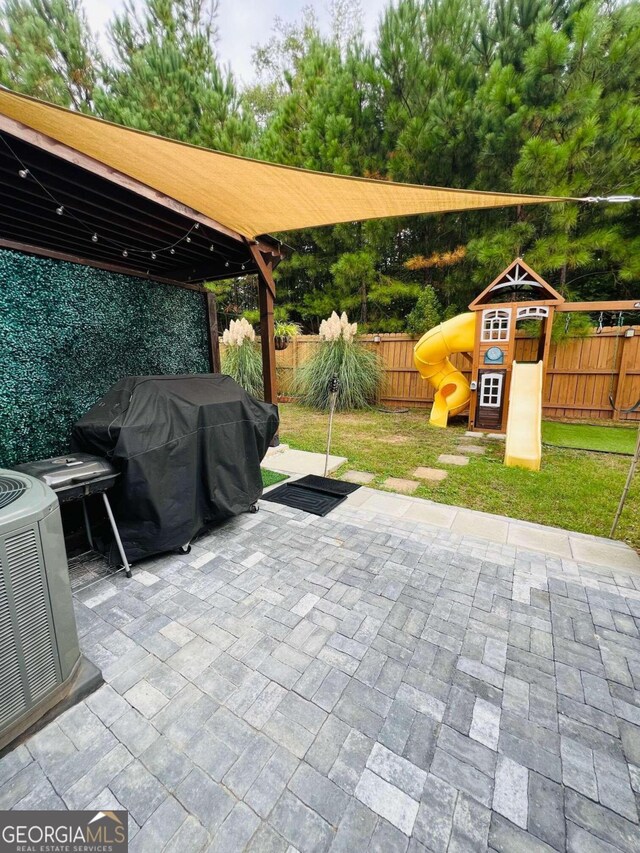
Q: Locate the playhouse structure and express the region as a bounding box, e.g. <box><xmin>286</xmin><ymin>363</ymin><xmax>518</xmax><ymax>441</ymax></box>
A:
<box><xmin>414</xmin><ymin>258</ymin><xmax>640</xmax><ymax>471</ymax></box>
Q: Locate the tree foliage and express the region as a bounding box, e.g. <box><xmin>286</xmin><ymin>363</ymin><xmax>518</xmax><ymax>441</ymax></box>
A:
<box><xmin>95</xmin><ymin>0</ymin><xmax>254</xmax><ymax>152</ymax></box>
<box><xmin>0</xmin><ymin>0</ymin><xmax>98</xmax><ymax>109</ymax></box>
<box><xmin>1</xmin><ymin>0</ymin><xmax>639</xmax><ymax>331</ymax></box>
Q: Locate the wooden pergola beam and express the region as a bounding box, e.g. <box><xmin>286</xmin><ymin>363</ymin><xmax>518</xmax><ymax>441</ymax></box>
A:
<box><xmin>248</xmin><ymin>241</ymin><xmax>277</xmax><ymax>407</ymax></box>
<box><xmin>204</xmin><ymin>291</ymin><xmax>221</xmax><ymax>373</ymax></box>
<box><xmin>557</xmin><ymin>301</ymin><xmax>640</xmax><ymax>312</ymax></box>
<box><xmin>0</xmin><ymin>236</ymin><xmax>206</xmax><ymax>293</ymax></box>
<box><xmin>1</xmin><ymin>114</ymin><xmax>287</xmax><ymax>264</ymax></box>
<box><xmin>0</xmin><ymin>114</ymin><xmax>247</xmax><ymax>246</ymax></box>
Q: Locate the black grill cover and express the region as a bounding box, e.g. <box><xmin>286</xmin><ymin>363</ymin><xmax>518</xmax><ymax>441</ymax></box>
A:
<box><xmin>71</xmin><ymin>375</ymin><xmax>279</xmax><ymax>561</ymax></box>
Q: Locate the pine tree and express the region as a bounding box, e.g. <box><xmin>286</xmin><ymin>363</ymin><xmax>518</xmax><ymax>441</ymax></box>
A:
<box><xmin>406</xmin><ymin>286</ymin><xmax>443</xmax><ymax>336</ymax></box>
<box><xmin>250</xmin><ymin>1</ymin><xmax>391</xmax><ymax>331</ymax></box>
<box><xmin>96</xmin><ymin>0</ymin><xmax>254</xmax><ymax>153</ymax></box>
<box><xmin>0</xmin><ymin>0</ymin><xmax>99</xmax><ymax>110</ymax></box>
<box><xmin>470</xmin><ymin>1</ymin><xmax>640</xmax><ymax>299</ymax></box>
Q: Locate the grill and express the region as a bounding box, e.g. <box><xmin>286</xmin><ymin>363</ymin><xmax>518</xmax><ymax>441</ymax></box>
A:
<box><xmin>15</xmin><ymin>454</ymin><xmax>119</xmax><ymax>502</ymax></box>
<box><xmin>15</xmin><ymin>454</ymin><xmax>132</xmax><ymax>578</ymax></box>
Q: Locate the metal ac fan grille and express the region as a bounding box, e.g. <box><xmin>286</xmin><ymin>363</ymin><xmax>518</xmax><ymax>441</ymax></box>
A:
<box><xmin>0</xmin><ymin>476</ymin><xmax>26</xmax><ymax>510</ymax></box>
<box><xmin>0</xmin><ymin>564</ymin><xmax>27</xmax><ymax>726</ymax></box>
<box><xmin>5</xmin><ymin>529</ymin><xmax>59</xmax><ymax>704</ymax></box>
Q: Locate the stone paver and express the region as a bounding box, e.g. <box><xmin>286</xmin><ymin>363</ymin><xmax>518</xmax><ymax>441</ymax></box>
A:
<box><xmin>412</xmin><ymin>467</ymin><xmax>448</xmax><ymax>482</ymax></box>
<box><xmin>343</xmin><ymin>489</ymin><xmax>640</xmax><ymax>572</ymax></box>
<box><xmin>451</xmin><ymin>512</ymin><xmax>508</xmax><ymax>543</ymax></box>
<box><xmin>457</xmin><ymin>444</ymin><xmax>486</xmax><ymax>455</ymax></box>
<box><xmin>383</xmin><ymin>477</ymin><xmax>420</xmax><ymax>495</ymax></box>
<box><xmin>508</xmin><ymin>524</ymin><xmax>573</xmax><ymax>559</ymax></box>
<box><xmin>570</xmin><ymin>536</ymin><xmax>640</xmax><ymax>571</ymax></box>
<box><xmin>404</xmin><ymin>501</ymin><xmax>457</xmax><ymax>528</ymax></box>
<box><xmin>262</xmin><ymin>447</ymin><xmax>346</xmax><ymax>476</ymax></box>
<box><xmin>3</xmin><ymin>492</ymin><xmax>640</xmax><ymax>851</ymax></box>
<box><xmin>342</xmin><ymin>470</ymin><xmax>375</xmax><ymax>485</ymax></box>
<box><xmin>437</xmin><ymin>454</ymin><xmax>469</xmax><ymax>466</ymax></box>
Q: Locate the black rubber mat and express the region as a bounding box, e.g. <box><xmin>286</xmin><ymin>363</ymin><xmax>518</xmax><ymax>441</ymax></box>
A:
<box><xmin>294</xmin><ymin>475</ymin><xmax>361</xmax><ymax>496</ymax></box>
<box><xmin>261</xmin><ymin>483</ymin><xmax>347</xmax><ymax>516</ymax></box>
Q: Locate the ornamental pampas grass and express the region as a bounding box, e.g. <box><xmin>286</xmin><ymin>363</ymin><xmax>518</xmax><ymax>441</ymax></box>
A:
<box><xmin>222</xmin><ymin>317</ymin><xmax>256</xmax><ymax>346</ymax></box>
<box><xmin>221</xmin><ymin>318</ymin><xmax>263</xmax><ymax>398</ymax></box>
<box><xmin>296</xmin><ymin>312</ymin><xmax>382</xmax><ymax>410</ymax></box>
<box><xmin>318</xmin><ymin>311</ymin><xmax>358</xmax><ymax>343</ymax></box>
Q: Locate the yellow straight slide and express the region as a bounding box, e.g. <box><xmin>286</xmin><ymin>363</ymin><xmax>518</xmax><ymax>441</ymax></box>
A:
<box><xmin>504</xmin><ymin>361</ymin><xmax>543</xmax><ymax>471</ymax></box>
<box><xmin>413</xmin><ymin>313</ymin><xmax>476</xmax><ymax>428</ymax></box>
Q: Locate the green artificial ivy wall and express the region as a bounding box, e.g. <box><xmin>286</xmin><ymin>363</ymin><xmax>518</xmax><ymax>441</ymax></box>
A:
<box><xmin>0</xmin><ymin>249</ymin><xmax>210</xmax><ymax>468</ymax></box>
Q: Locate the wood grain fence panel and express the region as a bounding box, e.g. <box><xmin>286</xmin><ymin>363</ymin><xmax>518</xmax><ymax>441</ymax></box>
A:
<box><xmin>222</xmin><ymin>327</ymin><xmax>640</xmax><ymax>421</ymax></box>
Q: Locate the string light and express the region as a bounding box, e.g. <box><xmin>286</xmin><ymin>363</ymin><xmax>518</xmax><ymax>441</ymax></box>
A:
<box><xmin>1</xmin><ymin>132</ymin><xmax>203</xmax><ymax>260</ymax></box>
<box><xmin>3</xmin><ymin>132</ymin><xmax>253</xmax><ymax>272</ymax></box>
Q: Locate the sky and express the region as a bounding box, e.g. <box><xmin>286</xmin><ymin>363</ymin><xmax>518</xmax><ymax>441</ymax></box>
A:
<box><xmin>85</xmin><ymin>0</ymin><xmax>390</xmax><ymax>84</ymax></box>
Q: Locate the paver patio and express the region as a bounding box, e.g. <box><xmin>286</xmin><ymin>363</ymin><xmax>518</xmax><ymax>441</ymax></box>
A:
<box><xmin>2</xmin><ymin>490</ymin><xmax>640</xmax><ymax>852</ymax></box>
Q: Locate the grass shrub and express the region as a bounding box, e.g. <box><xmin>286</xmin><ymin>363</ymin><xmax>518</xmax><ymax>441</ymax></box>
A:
<box><xmin>295</xmin><ymin>336</ymin><xmax>383</xmax><ymax>410</ymax></box>
<box><xmin>222</xmin><ymin>339</ymin><xmax>263</xmax><ymax>398</ymax></box>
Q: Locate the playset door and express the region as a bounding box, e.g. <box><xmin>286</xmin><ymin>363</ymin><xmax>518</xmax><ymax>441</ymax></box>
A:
<box><xmin>476</xmin><ymin>370</ymin><xmax>505</xmax><ymax>430</ymax></box>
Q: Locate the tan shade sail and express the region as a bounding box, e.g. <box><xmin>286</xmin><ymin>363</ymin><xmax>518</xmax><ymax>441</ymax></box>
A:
<box><xmin>0</xmin><ymin>88</ymin><xmax>572</xmax><ymax>239</ymax></box>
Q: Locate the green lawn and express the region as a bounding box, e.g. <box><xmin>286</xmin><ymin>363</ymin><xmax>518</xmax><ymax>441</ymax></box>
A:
<box><xmin>278</xmin><ymin>403</ymin><xmax>640</xmax><ymax>551</ymax></box>
<box><xmin>542</xmin><ymin>421</ymin><xmax>637</xmax><ymax>455</ymax></box>
<box><xmin>261</xmin><ymin>468</ymin><xmax>288</xmax><ymax>488</ymax></box>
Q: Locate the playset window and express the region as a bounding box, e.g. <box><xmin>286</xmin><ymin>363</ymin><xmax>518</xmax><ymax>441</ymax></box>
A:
<box><xmin>481</xmin><ymin>309</ymin><xmax>510</xmax><ymax>342</ymax></box>
<box><xmin>480</xmin><ymin>373</ymin><xmax>503</xmax><ymax>407</ymax></box>
<box><xmin>516</xmin><ymin>306</ymin><xmax>549</xmax><ymax>319</ymax></box>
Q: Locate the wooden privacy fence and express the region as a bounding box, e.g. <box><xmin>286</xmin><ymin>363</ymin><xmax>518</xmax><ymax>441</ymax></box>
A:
<box><xmin>260</xmin><ymin>327</ymin><xmax>640</xmax><ymax>422</ymax></box>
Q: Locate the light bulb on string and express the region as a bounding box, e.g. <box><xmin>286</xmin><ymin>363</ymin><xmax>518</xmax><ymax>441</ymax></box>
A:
<box><xmin>209</xmin><ymin>245</ymin><xmax>214</xmax><ymax>252</ymax></box>
<box><xmin>3</xmin><ymin>142</ymin><xmax>207</xmax><ymax>256</ymax></box>
<box><xmin>241</xmin><ymin>264</ymin><xmax>245</xmax><ymax>271</ymax></box>
<box><xmin>225</xmin><ymin>261</ymin><xmax>229</xmax><ymax>268</ymax></box>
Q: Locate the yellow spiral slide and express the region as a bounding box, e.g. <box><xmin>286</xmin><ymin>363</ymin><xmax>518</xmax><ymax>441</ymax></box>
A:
<box><xmin>413</xmin><ymin>313</ymin><xmax>476</xmax><ymax>427</ymax></box>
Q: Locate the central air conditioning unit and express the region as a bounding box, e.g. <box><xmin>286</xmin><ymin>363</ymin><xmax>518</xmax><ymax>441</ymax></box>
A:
<box><xmin>0</xmin><ymin>469</ymin><xmax>86</xmax><ymax>752</ymax></box>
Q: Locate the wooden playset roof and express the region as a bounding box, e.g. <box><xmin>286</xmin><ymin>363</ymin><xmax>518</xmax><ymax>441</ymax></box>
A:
<box><xmin>469</xmin><ymin>258</ymin><xmax>565</xmax><ymax>310</ymax></box>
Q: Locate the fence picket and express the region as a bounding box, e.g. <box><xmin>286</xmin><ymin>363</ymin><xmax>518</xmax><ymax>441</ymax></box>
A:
<box><xmin>219</xmin><ymin>328</ymin><xmax>640</xmax><ymax>421</ymax></box>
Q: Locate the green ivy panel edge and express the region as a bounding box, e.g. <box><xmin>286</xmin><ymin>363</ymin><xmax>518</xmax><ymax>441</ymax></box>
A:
<box><xmin>0</xmin><ymin>249</ymin><xmax>209</xmax><ymax>468</ymax></box>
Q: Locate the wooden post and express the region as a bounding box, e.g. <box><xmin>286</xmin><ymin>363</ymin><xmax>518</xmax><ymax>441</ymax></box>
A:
<box><xmin>248</xmin><ymin>242</ymin><xmax>277</xmax><ymax>406</ymax></box>
<box><xmin>204</xmin><ymin>291</ymin><xmax>221</xmax><ymax>373</ymax></box>
<box><xmin>612</xmin><ymin>332</ymin><xmax>630</xmax><ymax>422</ymax></box>
<box><xmin>539</xmin><ymin>307</ymin><xmax>555</xmax><ymax>405</ymax></box>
